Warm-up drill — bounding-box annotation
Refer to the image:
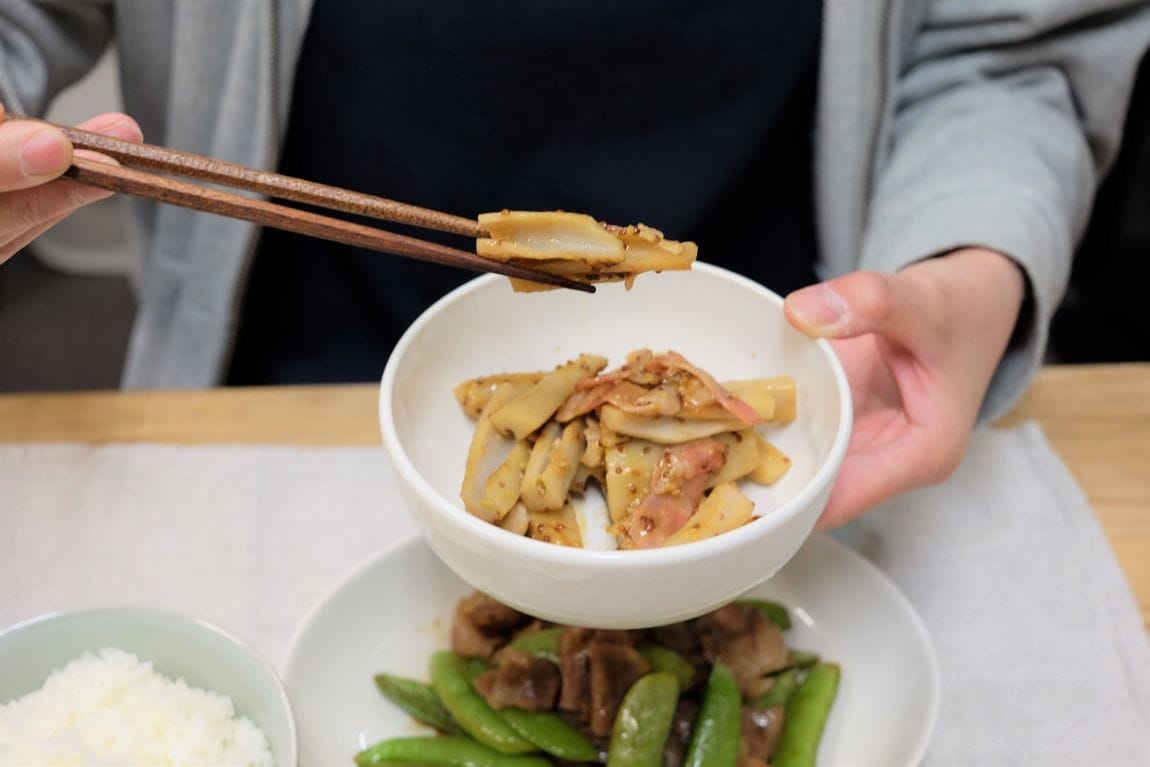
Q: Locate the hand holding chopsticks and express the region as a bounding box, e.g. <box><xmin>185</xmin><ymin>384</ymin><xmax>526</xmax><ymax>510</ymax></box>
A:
<box><xmin>0</xmin><ymin>109</ymin><xmax>141</xmax><ymax>263</ymax></box>
<box><xmin>4</xmin><ymin>113</ymin><xmax>593</xmax><ymax>292</ymax></box>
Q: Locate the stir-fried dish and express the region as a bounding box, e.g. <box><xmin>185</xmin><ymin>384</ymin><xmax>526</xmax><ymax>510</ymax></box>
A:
<box><xmin>358</xmin><ymin>592</ymin><xmax>840</xmax><ymax>767</ymax></box>
<box><xmin>456</xmin><ymin>350</ymin><xmax>795</xmax><ymax>549</ymax></box>
<box><xmin>476</xmin><ymin>211</ymin><xmax>697</xmax><ymax>292</ymax></box>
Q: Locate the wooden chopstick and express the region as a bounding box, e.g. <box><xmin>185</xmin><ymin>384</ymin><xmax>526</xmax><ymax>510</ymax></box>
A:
<box><xmin>10</xmin><ymin>114</ymin><xmax>593</xmax><ymax>292</ymax></box>
<box><xmin>55</xmin><ymin>120</ymin><xmax>486</xmax><ymax>238</ymax></box>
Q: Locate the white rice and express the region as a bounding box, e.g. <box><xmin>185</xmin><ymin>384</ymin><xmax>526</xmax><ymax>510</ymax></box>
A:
<box><xmin>0</xmin><ymin>647</ymin><xmax>274</xmax><ymax>767</ymax></box>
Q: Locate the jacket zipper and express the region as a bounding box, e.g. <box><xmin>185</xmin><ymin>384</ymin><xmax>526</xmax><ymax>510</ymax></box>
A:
<box><xmin>866</xmin><ymin>0</ymin><xmax>896</xmax><ymax>198</ymax></box>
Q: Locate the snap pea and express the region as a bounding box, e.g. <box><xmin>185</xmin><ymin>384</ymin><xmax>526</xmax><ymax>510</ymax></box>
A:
<box><xmin>734</xmin><ymin>598</ymin><xmax>791</xmax><ymax>630</ymax></box>
<box><xmin>607</xmin><ymin>671</ymin><xmax>681</xmax><ymax>767</ymax></box>
<box><xmin>497</xmin><ymin>627</ymin><xmax>563</xmax><ymax>665</ymax></box>
<box><xmin>636</xmin><ymin>642</ymin><xmax>695</xmax><ymax>689</ymax></box>
<box><xmin>683</xmin><ymin>661</ymin><xmax>740</xmax><ymax>767</ymax></box>
<box><xmin>373</xmin><ymin>673</ymin><xmax>462</xmax><ymax>735</ymax></box>
<box><xmin>429</xmin><ymin>651</ymin><xmax>536</xmax><ymax>755</ymax></box>
<box><xmin>499</xmin><ymin>707</ymin><xmax>600</xmax><ymax>762</ymax></box>
<box><xmin>355</xmin><ymin>735</ymin><xmax>551</xmax><ymax>767</ymax></box>
<box><xmin>462</xmin><ymin>656</ymin><xmax>494</xmax><ymax>682</ymax></box>
<box><xmin>750</xmin><ymin>667</ymin><xmax>800</xmax><ymax>709</ymax></box>
<box><xmin>785</xmin><ymin>649</ymin><xmax>820</xmax><ymax>670</ymax></box>
<box><xmin>772</xmin><ymin>663</ymin><xmax>841</xmax><ymax>767</ymax></box>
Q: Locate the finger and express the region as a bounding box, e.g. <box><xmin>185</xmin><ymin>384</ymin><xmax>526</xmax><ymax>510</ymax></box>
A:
<box><xmin>0</xmin><ymin>108</ymin><xmax>142</xmax><ymax>194</ymax></box>
<box><xmin>816</xmin><ymin>450</ymin><xmax>910</xmax><ymax>530</ymax></box>
<box><xmin>74</xmin><ymin>111</ymin><xmax>143</xmax><ymax>144</ymax></box>
<box><xmin>814</xmin><ymin>386</ymin><xmax>970</xmax><ymax>531</ymax></box>
<box><xmin>63</xmin><ymin>113</ymin><xmax>143</xmax><ymax>200</ymax></box>
<box><xmin>784</xmin><ymin>271</ymin><xmax>935</xmax><ymax>346</ymax></box>
<box><xmin>0</xmin><ymin>117</ymin><xmax>72</xmax><ymax>192</ymax></box>
<box><xmin>815</xmin><ymin>417</ymin><xmax>966</xmax><ymax>530</ymax></box>
<box><xmin>0</xmin><ymin>177</ymin><xmax>110</xmax><ymax>238</ymax></box>
<box><xmin>0</xmin><ymin>210</ymin><xmax>70</xmax><ymax>264</ymax></box>
<box><xmin>0</xmin><ymin>109</ymin><xmax>140</xmax><ymax>261</ymax></box>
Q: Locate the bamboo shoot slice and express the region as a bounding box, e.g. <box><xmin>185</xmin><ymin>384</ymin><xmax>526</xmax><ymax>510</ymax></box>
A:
<box><xmin>612</xmin><ymin>223</ymin><xmax>697</xmax><ymax>274</ymax></box>
<box><xmin>520</xmin><ymin>421</ymin><xmax>586</xmax><ymax>512</ymax></box>
<box><xmin>490</xmin><ymin>354</ymin><xmax>608</xmax><ymax>440</ymax></box>
<box><xmin>600</xmin><ymin>404</ymin><xmax>744</xmax><ymax>444</ymax></box>
<box><xmin>603</xmin><ymin>438</ymin><xmax>664</xmax><ymax>524</ymax></box>
<box><xmin>461</xmin><ymin>382</ymin><xmax>528</xmax><ymax>522</ymax></box>
<box><xmin>664</xmin><ymin>482</ymin><xmax>755</xmax><ymax>546</ymax></box>
<box><xmin>454</xmin><ymin>372</ymin><xmax>545</xmax><ymax>419</ymax></box>
<box><xmin>581</xmin><ymin>416</ymin><xmax>604</xmax><ymax>467</ymax></box>
<box><xmin>526</xmin><ymin>504</ymin><xmax>583</xmax><ymax>547</ymax></box>
<box><xmin>499</xmin><ymin>502</ymin><xmax>530</xmax><ymax>536</ymax></box>
<box><xmin>478</xmin><ymin>211</ymin><xmax>625</xmax><ymax>265</ymax></box>
<box><xmin>570</xmin><ymin>462</ymin><xmax>604</xmax><ymax>495</ymax></box>
<box><xmin>762</xmin><ymin>376</ymin><xmax>796</xmax><ymax>422</ymax></box>
<box><xmin>677</xmin><ymin>379</ymin><xmax>781</xmax><ymax>421</ymax></box>
<box><xmin>750</xmin><ymin>434</ymin><xmax>793</xmax><ymax>485</ymax></box>
<box><xmin>478</xmin><ymin>212</ymin><xmax>697</xmax><ymax>291</ymax></box>
<box><xmin>482</xmin><ymin>440</ymin><xmax>532</xmax><ymax>520</ymax></box>
<box><xmin>706</xmin><ymin>430</ymin><xmax>760</xmax><ymax>488</ymax></box>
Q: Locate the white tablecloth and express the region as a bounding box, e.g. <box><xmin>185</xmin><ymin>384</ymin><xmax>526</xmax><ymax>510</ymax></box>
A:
<box><xmin>1</xmin><ymin>424</ymin><xmax>1147</xmax><ymax>765</ymax></box>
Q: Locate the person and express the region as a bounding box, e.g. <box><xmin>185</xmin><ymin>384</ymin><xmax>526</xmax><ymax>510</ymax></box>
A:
<box><xmin>1</xmin><ymin>1</ymin><xmax>1148</xmax><ymax>530</ymax></box>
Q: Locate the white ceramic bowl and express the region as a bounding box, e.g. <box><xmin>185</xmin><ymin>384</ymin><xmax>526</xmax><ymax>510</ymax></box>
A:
<box><xmin>283</xmin><ymin>534</ymin><xmax>938</xmax><ymax>767</ymax></box>
<box><xmin>0</xmin><ymin>607</ymin><xmax>298</xmax><ymax>766</ymax></box>
<box><xmin>380</xmin><ymin>262</ymin><xmax>851</xmax><ymax>628</ymax></box>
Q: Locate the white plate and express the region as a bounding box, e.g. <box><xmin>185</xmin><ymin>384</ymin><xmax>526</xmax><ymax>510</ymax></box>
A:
<box><xmin>283</xmin><ymin>533</ymin><xmax>939</xmax><ymax>767</ymax></box>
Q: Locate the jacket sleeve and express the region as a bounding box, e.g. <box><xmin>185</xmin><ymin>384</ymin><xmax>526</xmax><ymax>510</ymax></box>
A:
<box><xmin>0</xmin><ymin>1</ymin><xmax>113</xmax><ymax>115</ymax></box>
<box><xmin>861</xmin><ymin>0</ymin><xmax>1150</xmax><ymax>420</ymax></box>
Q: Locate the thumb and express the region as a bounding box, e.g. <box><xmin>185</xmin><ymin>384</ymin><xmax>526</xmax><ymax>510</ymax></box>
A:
<box><xmin>0</xmin><ymin>110</ymin><xmax>73</xmax><ymax>192</ymax></box>
<box><xmin>783</xmin><ymin>271</ymin><xmax>910</xmax><ymax>340</ymax></box>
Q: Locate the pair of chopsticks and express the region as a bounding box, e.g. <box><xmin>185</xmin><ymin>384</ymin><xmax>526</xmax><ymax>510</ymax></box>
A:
<box><xmin>9</xmin><ymin>114</ymin><xmax>593</xmax><ymax>292</ymax></box>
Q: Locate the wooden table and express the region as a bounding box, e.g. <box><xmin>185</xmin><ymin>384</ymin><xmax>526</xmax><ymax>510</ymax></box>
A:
<box><xmin>0</xmin><ymin>364</ymin><xmax>1146</xmax><ymax>628</ymax></box>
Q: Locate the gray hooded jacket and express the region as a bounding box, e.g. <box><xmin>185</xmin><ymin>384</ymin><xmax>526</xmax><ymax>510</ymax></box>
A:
<box><xmin>2</xmin><ymin>0</ymin><xmax>1148</xmax><ymax>417</ymax></box>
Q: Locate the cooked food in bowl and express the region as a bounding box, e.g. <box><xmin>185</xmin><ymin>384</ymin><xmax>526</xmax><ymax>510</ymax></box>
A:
<box><xmin>0</xmin><ymin>607</ymin><xmax>297</xmax><ymax>767</ymax></box>
<box><xmin>456</xmin><ymin>349</ymin><xmax>795</xmax><ymax>549</ymax></box>
<box><xmin>358</xmin><ymin>591</ymin><xmax>840</xmax><ymax>766</ymax></box>
<box><xmin>476</xmin><ymin>211</ymin><xmax>697</xmax><ymax>292</ymax></box>
<box><xmin>0</xmin><ymin>647</ymin><xmax>273</xmax><ymax>766</ymax></box>
<box><xmin>379</xmin><ymin>263</ymin><xmax>852</xmax><ymax>627</ymax></box>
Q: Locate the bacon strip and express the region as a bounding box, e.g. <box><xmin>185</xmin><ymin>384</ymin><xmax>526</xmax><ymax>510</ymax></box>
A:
<box><xmin>605</xmin><ymin>382</ymin><xmax>680</xmax><ymax>417</ymax></box>
<box><xmin>628</xmin><ymin>438</ymin><xmax>726</xmax><ymax>548</ymax></box>
<box><xmin>574</xmin><ymin>368</ymin><xmax>631</xmax><ymax>391</ymax></box>
<box><xmin>555</xmin><ymin>382</ymin><xmax>615</xmax><ymax>422</ymax></box>
<box><xmin>656</xmin><ymin>351</ymin><xmax>762</xmax><ymax>426</ymax></box>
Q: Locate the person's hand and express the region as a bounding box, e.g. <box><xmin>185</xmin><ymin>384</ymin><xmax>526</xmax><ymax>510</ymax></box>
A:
<box><xmin>783</xmin><ymin>247</ymin><xmax>1025</xmax><ymax>529</ymax></box>
<box><xmin>0</xmin><ymin>103</ymin><xmax>142</xmax><ymax>264</ymax></box>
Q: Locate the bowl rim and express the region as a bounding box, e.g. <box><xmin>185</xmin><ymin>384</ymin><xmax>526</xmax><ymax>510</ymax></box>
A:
<box><xmin>379</xmin><ymin>261</ymin><xmax>852</xmax><ymax>564</ymax></box>
<box><xmin>0</xmin><ymin>604</ymin><xmax>299</xmax><ymax>759</ymax></box>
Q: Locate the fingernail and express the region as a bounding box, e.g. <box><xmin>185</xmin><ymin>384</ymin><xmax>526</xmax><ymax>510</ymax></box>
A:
<box><xmin>20</xmin><ymin>130</ymin><xmax>70</xmax><ymax>176</ymax></box>
<box><xmin>786</xmin><ymin>284</ymin><xmax>847</xmax><ymax>332</ymax></box>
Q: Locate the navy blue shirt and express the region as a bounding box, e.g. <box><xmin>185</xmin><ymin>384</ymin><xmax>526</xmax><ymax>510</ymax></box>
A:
<box><xmin>228</xmin><ymin>1</ymin><xmax>823</xmax><ymax>384</ymax></box>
